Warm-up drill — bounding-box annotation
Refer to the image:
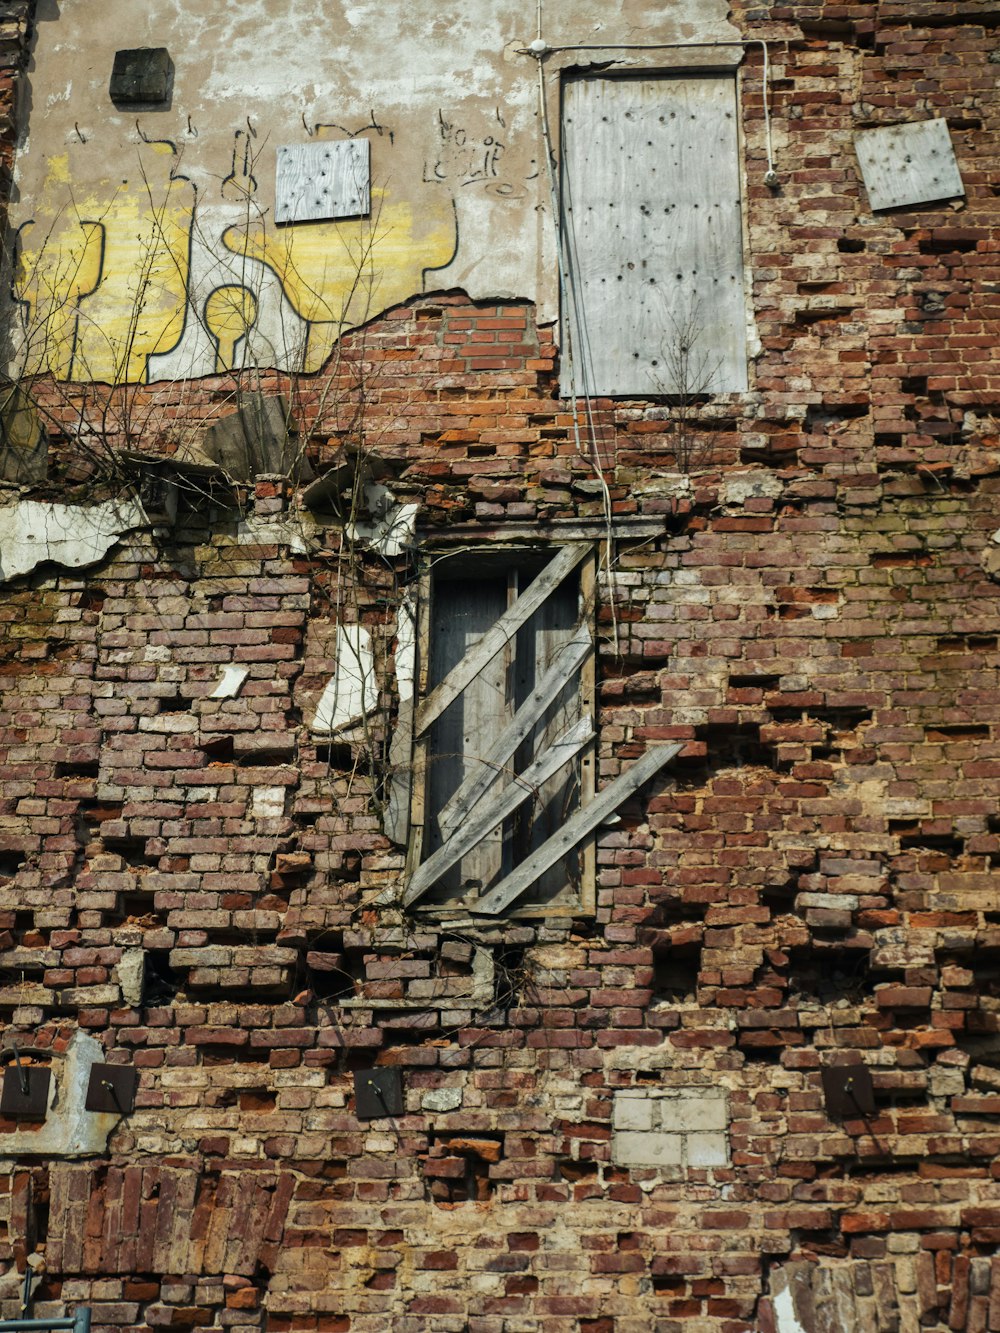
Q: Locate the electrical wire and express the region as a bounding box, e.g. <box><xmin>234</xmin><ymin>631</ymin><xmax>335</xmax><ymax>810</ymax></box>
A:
<box><xmin>533</xmin><ymin>32</ymin><xmax>620</xmax><ymax>654</ymax></box>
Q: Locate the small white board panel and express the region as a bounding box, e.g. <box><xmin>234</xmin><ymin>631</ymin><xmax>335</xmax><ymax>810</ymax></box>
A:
<box><xmin>275</xmin><ymin>138</ymin><xmax>371</xmax><ymax>225</ymax></box>
<box><xmin>854</xmin><ymin>118</ymin><xmax>964</xmax><ymax>212</ymax></box>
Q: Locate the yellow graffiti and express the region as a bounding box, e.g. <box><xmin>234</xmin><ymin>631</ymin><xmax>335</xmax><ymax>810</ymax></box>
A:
<box><xmin>205</xmin><ymin>284</ymin><xmax>259</xmax><ymax>374</ymax></box>
<box><xmin>14</xmin><ymin>144</ymin><xmax>193</xmax><ymax>384</ymax></box>
<box><xmin>13</xmin><ymin>135</ymin><xmax>458</xmax><ymax>383</ymax></box>
<box><xmin>14</xmin><ymin>154</ymin><xmax>103</xmax><ymax>379</ymax></box>
<box><xmin>223</xmin><ymin>188</ymin><xmax>456</xmax><ymax>372</ymax></box>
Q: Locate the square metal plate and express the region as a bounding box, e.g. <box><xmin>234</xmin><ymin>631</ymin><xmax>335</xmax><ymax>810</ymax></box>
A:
<box><xmin>821</xmin><ymin>1064</ymin><xmax>875</xmax><ymax>1119</ymax></box>
<box><xmin>354</xmin><ymin>1067</ymin><xmax>403</xmax><ymax>1119</ymax></box>
<box><xmin>85</xmin><ymin>1063</ymin><xmax>138</xmax><ymax>1115</ymax></box>
<box><xmin>0</xmin><ymin>1066</ymin><xmax>51</xmax><ymax>1119</ymax></box>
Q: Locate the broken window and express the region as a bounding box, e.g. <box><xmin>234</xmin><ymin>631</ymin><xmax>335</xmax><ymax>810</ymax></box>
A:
<box><xmin>402</xmin><ymin>544</ymin><xmax>598</xmax><ymax>917</ymax></box>
<box><xmin>379</xmin><ymin>542</ymin><xmax>683</xmax><ymax>918</ymax></box>
<box><xmin>561</xmin><ymin>71</ymin><xmax>748</xmax><ymax>398</ymax></box>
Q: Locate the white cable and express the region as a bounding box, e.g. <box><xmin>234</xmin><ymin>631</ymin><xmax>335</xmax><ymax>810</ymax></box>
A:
<box><xmin>534</xmin><ymin>52</ymin><xmax>620</xmax><ymax>653</ymax></box>
<box><xmin>756</xmin><ymin>40</ymin><xmax>777</xmax><ymax>183</ymax></box>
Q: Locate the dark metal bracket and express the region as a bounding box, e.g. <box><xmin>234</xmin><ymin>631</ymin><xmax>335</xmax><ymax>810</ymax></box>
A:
<box><xmin>821</xmin><ymin>1063</ymin><xmax>876</xmax><ymax>1119</ymax></box>
<box><xmin>354</xmin><ymin>1068</ymin><xmax>404</xmax><ymax>1119</ymax></box>
<box><xmin>84</xmin><ymin>1064</ymin><xmax>137</xmax><ymax>1116</ymax></box>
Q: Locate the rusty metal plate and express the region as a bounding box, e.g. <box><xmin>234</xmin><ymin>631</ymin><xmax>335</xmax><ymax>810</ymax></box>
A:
<box><xmin>354</xmin><ymin>1068</ymin><xmax>403</xmax><ymax>1119</ymax></box>
<box><xmin>821</xmin><ymin>1064</ymin><xmax>875</xmax><ymax>1119</ymax></box>
<box><xmin>85</xmin><ymin>1063</ymin><xmax>138</xmax><ymax>1115</ymax></box>
<box><xmin>0</xmin><ymin>1065</ymin><xmax>51</xmax><ymax>1119</ymax></box>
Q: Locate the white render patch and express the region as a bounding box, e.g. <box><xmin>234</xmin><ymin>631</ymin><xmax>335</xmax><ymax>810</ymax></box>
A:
<box><xmin>395</xmin><ymin>589</ymin><xmax>417</xmax><ymax>703</ymax></box>
<box><xmin>611</xmin><ymin>1087</ymin><xmax>730</xmax><ymax>1170</ymax></box>
<box><xmin>312</xmin><ymin>624</ymin><xmax>379</xmax><ymax>733</ymax></box>
<box><xmin>347</xmin><ymin>484</ymin><xmax>419</xmax><ymax>557</ymax></box>
<box><xmin>275</xmin><ymin>138</ymin><xmax>371</xmax><ymax>224</ymax></box>
<box><xmin>421</xmin><ymin>1087</ymin><xmax>463</xmax><ymax>1113</ymax></box>
<box><xmin>0</xmin><ymin>1032</ymin><xmax>122</xmax><ymax>1159</ymax></box>
<box><xmin>0</xmin><ymin>498</ymin><xmax>147</xmax><ymax>582</ymax></box>
<box><xmin>854</xmin><ymin>118</ymin><xmax>964</xmax><ymax>211</ymax></box>
<box><xmin>251</xmin><ymin>786</ymin><xmax>287</xmax><ymax>819</ymax></box>
<box><xmin>238</xmin><ymin>513</ymin><xmax>308</xmax><ymax>554</ymax></box>
<box><xmin>210</xmin><ymin>664</ymin><xmax>250</xmax><ymax>699</ymax></box>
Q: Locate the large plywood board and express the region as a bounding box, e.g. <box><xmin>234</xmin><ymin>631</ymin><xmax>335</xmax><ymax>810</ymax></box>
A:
<box><xmin>275</xmin><ymin>139</ymin><xmax>371</xmax><ymax>225</ymax></box>
<box><xmin>562</xmin><ymin>73</ymin><xmax>748</xmax><ymax>398</ymax></box>
<box><xmin>854</xmin><ymin>118</ymin><xmax>964</xmax><ymax>212</ymax></box>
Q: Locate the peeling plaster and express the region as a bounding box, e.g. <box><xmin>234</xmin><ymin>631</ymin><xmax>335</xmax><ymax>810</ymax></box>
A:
<box><xmin>238</xmin><ymin>513</ymin><xmax>309</xmax><ymax>554</ymax></box>
<box><xmin>0</xmin><ymin>1033</ymin><xmax>122</xmax><ymax>1159</ymax></box>
<box><xmin>772</xmin><ymin>1283</ymin><xmax>809</xmax><ymax>1333</ymax></box>
<box><xmin>312</xmin><ymin>625</ymin><xmax>379</xmax><ymax>734</ymax></box>
<box><xmin>210</xmin><ymin>664</ymin><xmax>250</xmax><ymax>699</ymax></box>
<box><xmin>0</xmin><ymin>498</ymin><xmax>147</xmax><ymax>582</ymax></box>
<box><xmin>347</xmin><ymin>484</ymin><xmax>419</xmax><ymax>557</ymax></box>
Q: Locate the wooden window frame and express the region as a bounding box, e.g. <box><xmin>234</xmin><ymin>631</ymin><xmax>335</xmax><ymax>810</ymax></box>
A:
<box><xmin>403</xmin><ymin>542</ymin><xmax>598</xmax><ymax>920</ymax></box>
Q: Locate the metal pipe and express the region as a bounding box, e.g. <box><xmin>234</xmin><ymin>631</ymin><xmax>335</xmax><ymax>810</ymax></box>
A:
<box><xmin>0</xmin><ymin>1313</ymin><xmax>90</xmax><ymax>1331</ymax></box>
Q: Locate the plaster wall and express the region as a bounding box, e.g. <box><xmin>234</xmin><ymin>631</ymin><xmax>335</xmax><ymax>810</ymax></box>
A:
<box><xmin>10</xmin><ymin>0</ymin><xmax>738</xmax><ymax>382</ymax></box>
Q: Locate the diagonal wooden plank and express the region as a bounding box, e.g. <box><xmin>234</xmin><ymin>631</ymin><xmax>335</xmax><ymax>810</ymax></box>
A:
<box><xmin>438</xmin><ymin>619</ymin><xmax>592</xmax><ymax>835</ymax></box>
<box><xmin>474</xmin><ymin>742</ymin><xmax>684</xmax><ymax>915</ymax></box>
<box><xmin>414</xmin><ymin>544</ymin><xmax>590</xmax><ymax>737</ymax></box>
<box><xmin>389</xmin><ymin>715</ymin><xmax>595</xmax><ymax>908</ymax></box>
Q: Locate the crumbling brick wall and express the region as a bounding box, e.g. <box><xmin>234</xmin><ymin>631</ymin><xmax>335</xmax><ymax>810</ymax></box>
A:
<box><xmin>1</xmin><ymin>2</ymin><xmax>1000</xmax><ymax>1332</ymax></box>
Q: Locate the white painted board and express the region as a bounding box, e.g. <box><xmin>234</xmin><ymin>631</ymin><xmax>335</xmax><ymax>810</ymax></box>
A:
<box><xmin>562</xmin><ymin>73</ymin><xmax>748</xmax><ymax>398</ymax></box>
<box><xmin>275</xmin><ymin>138</ymin><xmax>371</xmax><ymax>225</ymax></box>
<box><xmin>854</xmin><ymin>118</ymin><xmax>964</xmax><ymax>212</ymax></box>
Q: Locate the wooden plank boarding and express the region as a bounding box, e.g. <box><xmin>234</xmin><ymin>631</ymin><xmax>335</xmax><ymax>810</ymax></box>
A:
<box><xmin>275</xmin><ymin>139</ymin><xmax>370</xmax><ymax>225</ymax></box>
<box><xmin>562</xmin><ymin>74</ymin><xmax>747</xmax><ymax>398</ymax></box>
<box><xmin>414</xmin><ymin>544</ymin><xmax>589</xmax><ymax>736</ymax></box>
<box><xmin>474</xmin><ymin>742</ymin><xmax>684</xmax><ymax>915</ymax></box>
<box><xmin>390</xmin><ymin>716</ymin><xmax>595</xmax><ymax>908</ymax></box>
<box><xmin>438</xmin><ymin>618</ymin><xmax>592</xmax><ymax>833</ymax></box>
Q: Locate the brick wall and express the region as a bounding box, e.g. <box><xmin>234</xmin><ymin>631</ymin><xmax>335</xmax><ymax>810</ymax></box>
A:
<box><xmin>1</xmin><ymin>3</ymin><xmax>1000</xmax><ymax>1331</ymax></box>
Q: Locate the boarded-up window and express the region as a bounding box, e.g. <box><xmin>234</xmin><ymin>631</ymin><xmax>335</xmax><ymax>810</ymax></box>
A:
<box><xmin>403</xmin><ymin>545</ymin><xmax>598</xmax><ymax>917</ymax></box>
<box><xmin>561</xmin><ymin>73</ymin><xmax>748</xmax><ymax>398</ymax></box>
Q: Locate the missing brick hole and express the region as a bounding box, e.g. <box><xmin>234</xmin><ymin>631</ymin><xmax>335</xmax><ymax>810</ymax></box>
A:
<box><xmin>201</xmin><ymin>734</ymin><xmax>234</xmax><ymax>761</ymax></box>
<box><xmin>787</xmin><ymin>946</ymin><xmax>871</xmax><ymax>1004</ymax></box>
<box><xmin>494</xmin><ymin>944</ymin><xmax>526</xmax><ymax>1009</ymax></box>
<box><xmin>925</xmin><ymin>724</ymin><xmax>989</xmax><ymax>742</ymax></box>
<box><xmin>305</xmin><ymin>943</ymin><xmax>355</xmax><ymax>1003</ymax></box>
<box><xmin>316</xmin><ymin>743</ymin><xmax>371</xmax><ymax>774</ymax></box>
<box><xmin>143</xmin><ymin>950</ymin><xmax>178</xmax><ymax>1005</ymax></box>
<box><xmin>728</xmin><ymin>673</ymin><xmax>782</xmax><ymax>690</ymax></box>
<box><xmin>837</xmin><ymin>237</ymin><xmax>865</xmax><ymax>253</ymax></box>
<box><xmin>424</xmin><ymin>1132</ymin><xmax>504</xmax><ymax>1205</ymax></box>
<box><xmin>158</xmin><ymin>694</ymin><xmax>193</xmax><ymax>713</ymax></box>
<box><xmin>55</xmin><ymin>759</ymin><xmax>99</xmax><ymax>778</ymax></box>
<box><xmin>936</xmin><ymin>635</ymin><xmax>998</xmax><ymax>653</ymax></box>
<box><xmin>693</xmin><ymin>723</ymin><xmax>775</xmax><ymax>771</ymax></box>
<box><xmin>76</xmin><ymin>587</ymin><xmax>107</xmax><ymax>613</ymax></box>
<box><xmin>896</xmin><ymin>830</ymin><xmax>964</xmax><ymax>856</ymax></box>
<box><xmin>737</xmin><ymin>1034</ymin><xmax>795</xmax><ymax>1063</ymax></box>
<box><xmin>651</xmin><ymin>945</ymin><xmax>699</xmax><ymax>1005</ymax></box>
<box><xmin>0</xmin><ymin>850</ymin><xmax>27</xmax><ymax>878</ymax></box>
<box><xmin>102</xmin><ymin>836</ymin><xmax>153</xmax><ymax>868</ymax></box>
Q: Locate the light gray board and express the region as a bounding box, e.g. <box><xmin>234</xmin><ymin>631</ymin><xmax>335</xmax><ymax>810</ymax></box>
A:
<box><xmin>438</xmin><ymin>619</ymin><xmax>592</xmax><ymax>834</ymax></box>
<box><xmin>562</xmin><ymin>73</ymin><xmax>748</xmax><ymax>398</ymax></box>
<box><xmin>854</xmin><ymin>118</ymin><xmax>964</xmax><ymax>212</ymax></box>
<box><xmin>510</xmin><ymin>569</ymin><xmax>584</xmax><ymax>906</ymax></box>
<box><xmin>415</xmin><ymin>544</ymin><xmax>589</xmax><ymax>736</ymax></box>
<box><xmin>424</xmin><ymin>577</ymin><xmax>509</xmax><ymax>897</ymax></box>
<box><xmin>398</xmin><ymin>717</ymin><xmax>594</xmax><ymax>908</ymax></box>
<box><xmin>275</xmin><ymin>139</ymin><xmax>371</xmax><ymax>225</ymax></box>
<box><xmin>475</xmin><ymin>742</ymin><xmax>683</xmax><ymax>915</ymax></box>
